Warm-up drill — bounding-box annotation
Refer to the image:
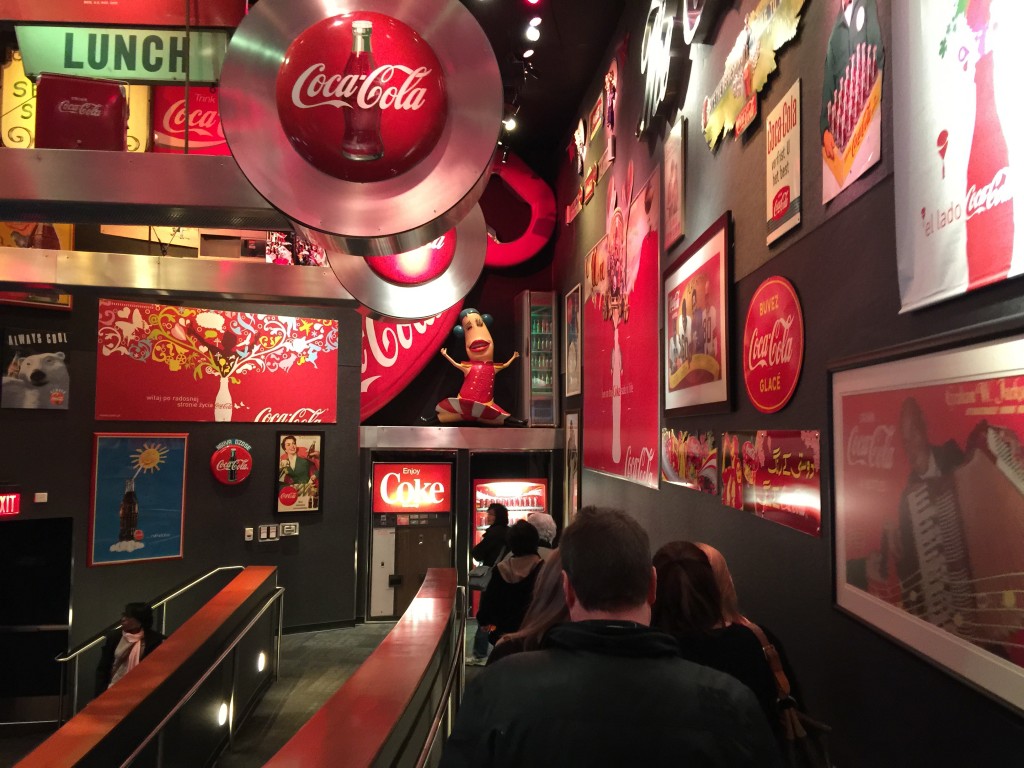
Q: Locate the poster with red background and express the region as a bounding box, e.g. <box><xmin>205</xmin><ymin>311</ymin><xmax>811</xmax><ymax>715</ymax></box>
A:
<box><xmin>152</xmin><ymin>86</ymin><xmax>231</xmax><ymax>155</ymax></box>
<box><xmin>582</xmin><ymin>167</ymin><xmax>660</xmax><ymax>488</ymax></box>
<box><xmin>95</xmin><ymin>299</ymin><xmax>339</xmax><ymax>422</ymax></box>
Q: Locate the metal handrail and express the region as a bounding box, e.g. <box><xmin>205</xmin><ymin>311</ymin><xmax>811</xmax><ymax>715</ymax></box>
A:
<box><xmin>55</xmin><ymin>564</ymin><xmax>245</xmax><ymax>724</ymax></box>
<box><xmin>120</xmin><ymin>586</ymin><xmax>285</xmax><ymax>768</ymax></box>
<box><xmin>415</xmin><ymin>586</ymin><xmax>466</xmax><ymax>768</ymax></box>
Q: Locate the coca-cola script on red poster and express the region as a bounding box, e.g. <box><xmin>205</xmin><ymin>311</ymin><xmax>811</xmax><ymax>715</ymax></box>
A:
<box><xmin>152</xmin><ymin>86</ymin><xmax>230</xmax><ymax>155</ymax></box>
<box><xmin>95</xmin><ymin>300</ymin><xmax>339</xmax><ymax>423</ymax></box>
<box><xmin>275</xmin><ymin>12</ymin><xmax>449</xmax><ymax>183</ymax></box>
<box><xmin>360</xmin><ymin>302</ymin><xmax>463</xmax><ymax>422</ymax></box>
<box><xmin>742</xmin><ymin>276</ymin><xmax>804</xmax><ymax>414</ymax></box>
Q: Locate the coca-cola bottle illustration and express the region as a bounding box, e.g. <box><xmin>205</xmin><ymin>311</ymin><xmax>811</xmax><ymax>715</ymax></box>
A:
<box><xmin>341</xmin><ymin>20</ymin><xmax>384</xmax><ymax>162</ymax></box>
<box><xmin>118</xmin><ymin>478</ymin><xmax>139</xmax><ymax>542</ymax></box>
<box><xmin>228</xmin><ymin>447</ymin><xmax>238</xmax><ymax>483</ymax></box>
<box><xmin>964</xmin><ymin>0</ymin><xmax>1013</xmax><ymax>290</ymax></box>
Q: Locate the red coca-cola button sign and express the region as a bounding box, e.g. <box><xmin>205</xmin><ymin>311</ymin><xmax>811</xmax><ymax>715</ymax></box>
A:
<box><xmin>276</xmin><ymin>12</ymin><xmax>448</xmax><ymax>183</ymax></box>
<box><xmin>743</xmin><ymin>276</ymin><xmax>804</xmax><ymax>414</ymax></box>
<box><xmin>210</xmin><ymin>439</ymin><xmax>254</xmax><ymax>485</ymax></box>
<box><xmin>365</xmin><ymin>230</ymin><xmax>457</xmax><ymax>286</ymax></box>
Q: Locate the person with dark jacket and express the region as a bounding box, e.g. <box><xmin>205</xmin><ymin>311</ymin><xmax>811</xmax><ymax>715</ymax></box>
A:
<box><xmin>476</xmin><ymin>520</ymin><xmax>544</xmax><ymax>647</ymax></box>
<box><xmin>441</xmin><ymin>507</ymin><xmax>781</xmax><ymax>767</ymax></box>
<box><xmin>95</xmin><ymin>602</ymin><xmax>165</xmax><ymax>696</ymax></box>
<box><xmin>468</xmin><ymin>503</ymin><xmax>510</xmax><ymax>664</ymax></box>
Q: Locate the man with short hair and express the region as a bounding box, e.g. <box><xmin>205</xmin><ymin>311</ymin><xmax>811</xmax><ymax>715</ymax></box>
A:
<box><xmin>441</xmin><ymin>507</ymin><xmax>781</xmax><ymax>767</ymax></box>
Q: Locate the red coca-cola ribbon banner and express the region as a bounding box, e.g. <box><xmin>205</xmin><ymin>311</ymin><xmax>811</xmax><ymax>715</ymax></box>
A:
<box><xmin>482</xmin><ymin>151</ymin><xmax>556</xmax><ymax>268</ymax></box>
<box><xmin>742</xmin><ymin>276</ymin><xmax>804</xmax><ymax>414</ymax></box>
<box><xmin>360</xmin><ymin>301</ymin><xmax>463</xmax><ymax>421</ymax></box>
<box><xmin>210</xmin><ymin>439</ymin><xmax>253</xmax><ymax>485</ymax></box>
<box><xmin>372</xmin><ymin>462</ymin><xmax>452</xmax><ymax>513</ymax></box>
<box><xmin>95</xmin><ymin>299</ymin><xmax>339</xmax><ymax>423</ymax></box>
<box><xmin>152</xmin><ymin>86</ymin><xmax>230</xmax><ymax>155</ymax></box>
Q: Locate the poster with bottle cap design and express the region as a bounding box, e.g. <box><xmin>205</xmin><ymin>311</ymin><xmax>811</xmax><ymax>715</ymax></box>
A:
<box><xmin>894</xmin><ymin>0</ymin><xmax>1020</xmax><ymax>311</ymax></box>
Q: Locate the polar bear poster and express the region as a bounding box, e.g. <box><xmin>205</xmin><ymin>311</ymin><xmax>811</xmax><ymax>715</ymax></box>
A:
<box><xmin>1</xmin><ymin>329</ymin><xmax>70</xmax><ymax>409</ymax></box>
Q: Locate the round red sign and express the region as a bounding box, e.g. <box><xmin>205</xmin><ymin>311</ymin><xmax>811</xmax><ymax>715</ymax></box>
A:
<box><xmin>742</xmin><ymin>276</ymin><xmax>804</xmax><ymax>414</ymax></box>
<box><xmin>366</xmin><ymin>230</ymin><xmax>457</xmax><ymax>285</ymax></box>
<box><xmin>210</xmin><ymin>442</ymin><xmax>254</xmax><ymax>485</ymax></box>
<box><xmin>275</xmin><ymin>12</ymin><xmax>448</xmax><ymax>184</ymax></box>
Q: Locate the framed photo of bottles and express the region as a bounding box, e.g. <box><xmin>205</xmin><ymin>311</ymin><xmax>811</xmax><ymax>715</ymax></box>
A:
<box><xmin>276</xmin><ymin>431</ymin><xmax>323</xmax><ymax>513</ymax></box>
<box><xmin>89</xmin><ymin>433</ymin><xmax>187</xmax><ymax>566</ymax></box>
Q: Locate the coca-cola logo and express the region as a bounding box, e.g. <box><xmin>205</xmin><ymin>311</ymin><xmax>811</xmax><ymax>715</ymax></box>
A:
<box><xmin>846</xmin><ymin>423</ymin><xmax>896</xmax><ymax>470</ymax></box>
<box><xmin>372</xmin><ymin>463</ymin><xmax>451</xmax><ymax>512</ymax></box>
<box><xmin>966</xmin><ymin>166</ymin><xmax>1011</xmax><ymax>220</ymax></box>
<box><xmin>58</xmin><ymin>100</ymin><xmax>103</xmax><ymax>117</ymax></box>
<box><xmin>365</xmin><ymin>232</ymin><xmax>457</xmax><ymax>286</ymax></box>
<box><xmin>255</xmin><ymin>407</ymin><xmax>328</xmax><ymax>423</ymax></box>
<box><xmin>743</xmin><ymin>276</ymin><xmax>804</xmax><ymax>414</ymax></box>
<box><xmin>161</xmin><ymin>98</ymin><xmax>224</xmax><ymax>140</ymax></box>
<box><xmin>360</xmin><ymin>301</ymin><xmax>463</xmax><ymax>421</ymax></box>
<box><xmin>275</xmin><ymin>12</ymin><xmax>448</xmax><ymax>183</ymax></box>
<box><xmin>210</xmin><ymin>441</ymin><xmax>254</xmax><ymax>485</ymax></box>
<box><xmin>772</xmin><ymin>186</ymin><xmax>791</xmax><ymax>220</ymax></box>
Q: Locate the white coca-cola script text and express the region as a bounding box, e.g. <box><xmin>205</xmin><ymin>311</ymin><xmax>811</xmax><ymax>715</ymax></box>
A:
<box><xmin>291</xmin><ymin>64</ymin><xmax>431</xmax><ymax>111</ymax></box>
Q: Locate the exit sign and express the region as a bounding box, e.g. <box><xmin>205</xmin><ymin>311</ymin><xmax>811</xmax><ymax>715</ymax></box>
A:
<box><xmin>0</xmin><ymin>491</ymin><xmax>20</xmax><ymax>516</ymax></box>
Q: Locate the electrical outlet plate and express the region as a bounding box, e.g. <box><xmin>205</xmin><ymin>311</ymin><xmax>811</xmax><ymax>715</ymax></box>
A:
<box><xmin>244</xmin><ymin>527</ymin><xmax>254</xmax><ymax>541</ymax></box>
<box><xmin>280</xmin><ymin>522</ymin><xmax>300</xmax><ymax>536</ymax></box>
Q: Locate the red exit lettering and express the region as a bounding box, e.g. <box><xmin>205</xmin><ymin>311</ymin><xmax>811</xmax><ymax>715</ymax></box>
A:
<box><xmin>0</xmin><ymin>493</ymin><xmax>20</xmax><ymax>516</ymax></box>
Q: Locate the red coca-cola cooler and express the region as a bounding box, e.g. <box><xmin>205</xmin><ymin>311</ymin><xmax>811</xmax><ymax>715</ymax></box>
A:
<box><xmin>35</xmin><ymin>73</ymin><xmax>128</xmax><ymax>151</ymax></box>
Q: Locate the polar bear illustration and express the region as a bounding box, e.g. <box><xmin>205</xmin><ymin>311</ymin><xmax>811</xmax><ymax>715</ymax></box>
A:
<box><xmin>1</xmin><ymin>351</ymin><xmax>70</xmax><ymax>409</ymax></box>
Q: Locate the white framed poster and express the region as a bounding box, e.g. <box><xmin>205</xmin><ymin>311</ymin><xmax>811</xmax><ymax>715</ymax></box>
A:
<box><xmin>766</xmin><ymin>80</ymin><xmax>801</xmax><ymax>244</ymax></box>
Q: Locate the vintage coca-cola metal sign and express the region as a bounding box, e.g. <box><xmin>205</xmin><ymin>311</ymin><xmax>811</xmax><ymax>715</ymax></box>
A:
<box><xmin>210</xmin><ymin>439</ymin><xmax>253</xmax><ymax>485</ymax></box>
<box><xmin>742</xmin><ymin>276</ymin><xmax>804</xmax><ymax>414</ymax></box>
<box><xmin>372</xmin><ymin>462</ymin><xmax>452</xmax><ymax>513</ymax></box>
<box><xmin>360</xmin><ymin>301</ymin><xmax>463</xmax><ymax>421</ymax></box>
<box><xmin>219</xmin><ymin>0</ymin><xmax>501</xmax><ymax>256</ymax></box>
<box><xmin>152</xmin><ymin>86</ymin><xmax>230</xmax><ymax>155</ymax></box>
<box><xmin>34</xmin><ymin>73</ymin><xmax>127</xmax><ymax>151</ymax></box>
<box><xmin>275</xmin><ymin>13</ymin><xmax>448</xmax><ymax>183</ymax></box>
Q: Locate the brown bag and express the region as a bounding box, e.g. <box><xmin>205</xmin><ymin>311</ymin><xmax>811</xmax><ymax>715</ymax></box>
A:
<box><xmin>744</xmin><ymin>622</ymin><xmax>833</xmax><ymax>768</ymax></box>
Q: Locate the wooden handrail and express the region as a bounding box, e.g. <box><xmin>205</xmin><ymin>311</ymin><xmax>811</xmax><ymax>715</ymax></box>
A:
<box><xmin>265</xmin><ymin>568</ymin><xmax>459</xmax><ymax>768</ymax></box>
<box><xmin>17</xmin><ymin>566</ymin><xmax>278</xmax><ymax>768</ymax></box>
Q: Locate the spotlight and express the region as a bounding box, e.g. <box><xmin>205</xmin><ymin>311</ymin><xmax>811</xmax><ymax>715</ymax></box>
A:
<box><xmin>529</xmin><ymin>17</ymin><xmax>542</xmax><ymax>27</ymax></box>
<box><xmin>522</xmin><ymin>49</ymin><xmax>535</xmax><ymax>58</ymax></box>
<box><xmin>525</xmin><ymin>26</ymin><xmax>540</xmax><ymax>42</ymax></box>
<box><xmin>217</xmin><ymin>702</ymin><xmax>229</xmax><ymax>727</ymax></box>
<box><xmin>257</xmin><ymin>652</ymin><xmax>267</xmax><ymax>672</ymax></box>
<box><xmin>503</xmin><ymin>117</ymin><xmax>517</xmax><ymax>131</ymax></box>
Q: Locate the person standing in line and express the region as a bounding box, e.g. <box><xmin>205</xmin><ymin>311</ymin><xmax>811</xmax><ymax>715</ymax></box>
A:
<box><xmin>441</xmin><ymin>507</ymin><xmax>781</xmax><ymax>767</ymax></box>
<box><xmin>468</xmin><ymin>503</ymin><xmax>510</xmax><ymax>665</ymax></box>
<box><xmin>95</xmin><ymin>603</ymin><xmax>165</xmax><ymax>696</ymax></box>
<box><xmin>526</xmin><ymin>511</ymin><xmax>557</xmax><ymax>561</ymax></box>
<box><xmin>486</xmin><ymin>549</ymin><xmax>568</xmax><ymax>666</ymax></box>
<box><xmin>475</xmin><ymin>520</ymin><xmax>544</xmax><ymax>656</ymax></box>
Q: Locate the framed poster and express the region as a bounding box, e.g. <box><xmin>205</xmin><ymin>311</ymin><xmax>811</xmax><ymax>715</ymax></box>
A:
<box><xmin>663</xmin><ymin>113</ymin><xmax>685</xmax><ymax>249</ymax></box>
<box><xmin>582</xmin><ymin>165</ymin><xmax>661</xmax><ymax>489</ymax></box>
<box><xmin>564</xmin><ymin>284</ymin><xmax>581</xmax><ymax>397</ymax></box>
<box><xmin>833</xmin><ymin>331</ymin><xmax>1024</xmax><ymax>712</ymax></box>
<box><xmin>2</xmin><ymin>328</ymin><xmax>70</xmax><ymax>409</ymax></box>
<box><xmin>89</xmin><ymin>433</ymin><xmax>187</xmax><ymax>566</ymax></box>
<box><xmin>564</xmin><ymin>410</ymin><xmax>581</xmax><ymax>524</ymax></box>
<box><xmin>0</xmin><ymin>291</ymin><xmax>73</xmax><ymax>310</ymax></box>
<box><xmin>277</xmin><ymin>431</ymin><xmax>323</xmax><ymax>513</ymax></box>
<box><xmin>663</xmin><ymin>212</ymin><xmax>731</xmax><ymax>414</ymax></box>
<box><xmin>588</xmin><ymin>92</ymin><xmax>604</xmax><ymax>139</ymax></box>
<box><xmin>95</xmin><ymin>299</ymin><xmax>339</xmax><ymax>422</ymax></box>
<box><xmin>661</xmin><ymin>427</ymin><xmax>718</xmax><ymax>496</ymax></box>
<box><xmin>766</xmin><ymin>79</ymin><xmax>801</xmax><ymax>244</ymax></box>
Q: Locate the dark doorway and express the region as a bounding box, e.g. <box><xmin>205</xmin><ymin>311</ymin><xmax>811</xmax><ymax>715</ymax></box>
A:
<box><xmin>393</xmin><ymin>526</ymin><xmax>451</xmax><ymax>617</ymax></box>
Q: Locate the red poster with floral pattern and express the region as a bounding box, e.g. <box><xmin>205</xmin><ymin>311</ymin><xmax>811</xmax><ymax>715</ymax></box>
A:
<box><xmin>96</xmin><ymin>300</ymin><xmax>339</xmax><ymax>422</ymax></box>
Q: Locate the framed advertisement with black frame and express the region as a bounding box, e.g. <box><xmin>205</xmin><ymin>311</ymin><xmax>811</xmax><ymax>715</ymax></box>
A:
<box><xmin>564</xmin><ymin>410</ymin><xmax>581</xmax><ymax>525</ymax></box>
<box><xmin>276</xmin><ymin>431</ymin><xmax>324</xmax><ymax>513</ymax></box>
<box><xmin>831</xmin><ymin>319</ymin><xmax>1024</xmax><ymax>714</ymax></box>
<box><xmin>663</xmin><ymin>212</ymin><xmax>731</xmax><ymax>415</ymax></box>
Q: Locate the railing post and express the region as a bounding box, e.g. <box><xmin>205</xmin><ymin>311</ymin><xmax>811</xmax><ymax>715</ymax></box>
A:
<box><xmin>275</xmin><ymin>590</ymin><xmax>284</xmax><ymax>683</ymax></box>
<box><xmin>71</xmin><ymin>656</ymin><xmax>80</xmax><ymax>719</ymax></box>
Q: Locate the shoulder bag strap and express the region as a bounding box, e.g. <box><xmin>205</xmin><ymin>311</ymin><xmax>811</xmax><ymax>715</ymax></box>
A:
<box><xmin>742</xmin><ymin>620</ymin><xmax>792</xmax><ymax>700</ymax></box>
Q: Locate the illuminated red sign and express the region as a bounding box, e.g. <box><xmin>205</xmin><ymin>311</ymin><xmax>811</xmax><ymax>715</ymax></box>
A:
<box><xmin>275</xmin><ymin>12</ymin><xmax>448</xmax><ymax>184</ymax></box>
<box><xmin>742</xmin><ymin>276</ymin><xmax>804</xmax><ymax>414</ymax></box>
<box><xmin>366</xmin><ymin>232</ymin><xmax>456</xmax><ymax>286</ymax></box>
<box><xmin>0</xmin><ymin>492</ymin><xmax>20</xmax><ymax>516</ymax></box>
<box><xmin>372</xmin><ymin>463</ymin><xmax>451</xmax><ymax>513</ymax></box>
<box><xmin>152</xmin><ymin>86</ymin><xmax>230</xmax><ymax>155</ymax></box>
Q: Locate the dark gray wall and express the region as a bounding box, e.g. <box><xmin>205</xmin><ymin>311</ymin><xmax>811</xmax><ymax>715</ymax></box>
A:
<box><xmin>0</xmin><ymin>290</ymin><xmax>362</xmax><ymax>643</ymax></box>
<box><xmin>555</xmin><ymin>1</ymin><xmax>1024</xmax><ymax>765</ymax></box>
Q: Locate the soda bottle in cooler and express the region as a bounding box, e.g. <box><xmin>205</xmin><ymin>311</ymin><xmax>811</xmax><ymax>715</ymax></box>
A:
<box><xmin>341</xmin><ymin>20</ymin><xmax>385</xmax><ymax>162</ymax></box>
<box><xmin>964</xmin><ymin>0</ymin><xmax>1013</xmax><ymax>289</ymax></box>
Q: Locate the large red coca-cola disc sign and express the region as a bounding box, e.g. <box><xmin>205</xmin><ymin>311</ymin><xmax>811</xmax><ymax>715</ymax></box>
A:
<box><xmin>276</xmin><ymin>13</ymin><xmax>448</xmax><ymax>183</ymax></box>
<box><xmin>742</xmin><ymin>276</ymin><xmax>804</xmax><ymax>414</ymax></box>
<box><xmin>365</xmin><ymin>231</ymin><xmax>457</xmax><ymax>285</ymax></box>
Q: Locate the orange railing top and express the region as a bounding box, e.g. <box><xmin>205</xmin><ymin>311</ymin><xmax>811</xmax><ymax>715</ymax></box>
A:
<box><xmin>18</xmin><ymin>565</ymin><xmax>278</xmax><ymax>768</ymax></box>
<box><xmin>265</xmin><ymin>568</ymin><xmax>458</xmax><ymax>768</ymax></box>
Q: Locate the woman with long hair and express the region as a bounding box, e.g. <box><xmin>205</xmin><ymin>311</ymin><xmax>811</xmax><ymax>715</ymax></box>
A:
<box><xmin>486</xmin><ymin>549</ymin><xmax>568</xmax><ymax>665</ymax></box>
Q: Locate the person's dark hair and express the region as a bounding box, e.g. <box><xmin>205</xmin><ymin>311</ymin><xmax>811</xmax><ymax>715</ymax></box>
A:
<box><xmin>559</xmin><ymin>506</ymin><xmax>651</xmax><ymax>612</ymax></box>
<box><xmin>651</xmin><ymin>541</ymin><xmax>723</xmax><ymax>636</ymax></box>
<box><xmin>508</xmin><ymin>519</ymin><xmax>540</xmax><ymax>556</ymax></box>
<box><xmin>280</xmin><ymin>434</ymin><xmax>297</xmax><ymax>451</ymax></box>
<box><xmin>123</xmin><ymin>602</ymin><xmax>154</xmax><ymax>631</ymax></box>
<box><xmin>487</xmin><ymin>503</ymin><xmax>509</xmax><ymax>526</ymax></box>
<box><xmin>497</xmin><ymin>549</ymin><xmax>568</xmax><ymax>652</ymax></box>
<box><xmin>452</xmin><ymin>308</ymin><xmax>493</xmax><ymax>338</ymax></box>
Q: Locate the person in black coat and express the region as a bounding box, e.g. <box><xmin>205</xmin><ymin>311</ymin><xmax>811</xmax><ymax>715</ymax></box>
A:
<box><xmin>477</xmin><ymin>520</ymin><xmax>544</xmax><ymax>645</ymax></box>
<box><xmin>95</xmin><ymin>602</ymin><xmax>165</xmax><ymax>697</ymax></box>
<box><xmin>468</xmin><ymin>503</ymin><xmax>510</xmax><ymax>664</ymax></box>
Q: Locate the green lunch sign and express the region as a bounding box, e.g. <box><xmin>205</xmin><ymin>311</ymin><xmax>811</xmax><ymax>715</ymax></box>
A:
<box><xmin>15</xmin><ymin>26</ymin><xmax>229</xmax><ymax>84</ymax></box>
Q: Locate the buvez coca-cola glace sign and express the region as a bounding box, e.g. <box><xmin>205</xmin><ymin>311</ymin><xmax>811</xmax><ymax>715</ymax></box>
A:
<box><xmin>276</xmin><ymin>13</ymin><xmax>448</xmax><ymax>183</ymax></box>
<box><xmin>742</xmin><ymin>276</ymin><xmax>804</xmax><ymax>414</ymax></box>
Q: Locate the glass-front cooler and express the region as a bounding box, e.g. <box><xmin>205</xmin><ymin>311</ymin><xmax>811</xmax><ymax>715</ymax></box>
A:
<box><xmin>514</xmin><ymin>290</ymin><xmax>559</xmax><ymax>426</ymax></box>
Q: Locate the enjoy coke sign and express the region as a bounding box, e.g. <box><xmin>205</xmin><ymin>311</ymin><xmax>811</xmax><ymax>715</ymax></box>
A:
<box><xmin>372</xmin><ymin>463</ymin><xmax>452</xmax><ymax>513</ymax></box>
<box><xmin>275</xmin><ymin>12</ymin><xmax>448</xmax><ymax>183</ymax></box>
<box><xmin>743</xmin><ymin>276</ymin><xmax>804</xmax><ymax>414</ymax></box>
